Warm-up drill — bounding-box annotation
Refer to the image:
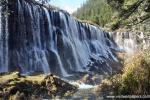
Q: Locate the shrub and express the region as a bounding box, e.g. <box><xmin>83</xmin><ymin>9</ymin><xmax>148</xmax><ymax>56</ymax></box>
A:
<box><xmin>110</xmin><ymin>49</ymin><xmax>150</xmax><ymax>95</ymax></box>
<box><xmin>101</xmin><ymin>49</ymin><xmax>150</xmax><ymax>95</ymax></box>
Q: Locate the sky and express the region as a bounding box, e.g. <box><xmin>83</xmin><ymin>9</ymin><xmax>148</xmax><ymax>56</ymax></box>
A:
<box><xmin>50</xmin><ymin>0</ymin><xmax>87</xmax><ymax>14</ymax></box>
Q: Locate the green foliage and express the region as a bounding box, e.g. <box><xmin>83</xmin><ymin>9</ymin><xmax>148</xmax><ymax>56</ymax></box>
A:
<box><xmin>107</xmin><ymin>0</ymin><xmax>124</xmax><ymax>11</ymax></box>
<box><xmin>74</xmin><ymin>0</ymin><xmax>150</xmax><ymax>31</ymax></box>
<box><xmin>108</xmin><ymin>0</ymin><xmax>150</xmax><ymax>30</ymax></box>
<box><xmin>73</xmin><ymin>0</ymin><xmax>115</xmax><ymax>27</ymax></box>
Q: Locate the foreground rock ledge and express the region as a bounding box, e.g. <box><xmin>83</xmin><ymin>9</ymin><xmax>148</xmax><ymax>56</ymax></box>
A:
<box><xmin>0</xmin><ymin>72</ymin><xmax>77</xmax><ymax>99</ymax></box>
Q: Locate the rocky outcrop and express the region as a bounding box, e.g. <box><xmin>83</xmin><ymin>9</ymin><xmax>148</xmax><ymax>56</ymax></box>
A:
<box><xmin>0</xmin><ymin>72</ymin><xmax>77</xmax><ymax>99</ymax></box>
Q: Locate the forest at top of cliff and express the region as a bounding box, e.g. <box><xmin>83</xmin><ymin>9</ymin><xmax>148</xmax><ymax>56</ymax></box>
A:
<box><xmin>73</xmin><ymin>0</ymin><xmax>150</xmax><ymax>32</ymax></box>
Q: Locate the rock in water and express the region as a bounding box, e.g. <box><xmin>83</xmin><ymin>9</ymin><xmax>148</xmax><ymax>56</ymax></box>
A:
<box><xmin>0</xmin><ymin>72</ymin><xmax>77</xmax><ymax>99</ymax></box>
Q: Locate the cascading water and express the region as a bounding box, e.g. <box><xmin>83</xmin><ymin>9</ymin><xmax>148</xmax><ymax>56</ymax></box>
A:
<box><xmin>0</xmin><ymin>0</ymin><xmax>120</xmax><ymax>76</ymax></box>
<box><xmin>110</xmin><ymin>32</ymin><xmax>150</xmax><ymax>55</ymax></box>
<box><xmin>110</xmin><ymin>32</ymin><xmax>136</xmax><ymax>54</ymax></box>
<box><xmin>0</xmin><ymin>5</ymin><xmax>8</xmax><ymax>73</ymax></box>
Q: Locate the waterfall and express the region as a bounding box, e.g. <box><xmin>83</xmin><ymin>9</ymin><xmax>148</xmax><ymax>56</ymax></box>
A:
<box><xmin>111</xmin><ymin>32</ymin><xmax>136</xmax><ymax>54</ymax></box>
<box><xmin>110</xmin><ymin>32</ymin><xmax>150</xmax><ymax>55</ymax></box>
<box><xmin>0</xmin><ymin>0</ymin><xmax>120</xmax><ymax>76</ymax></box>
<box><xmin>0</xmin><ymin>5</ymin><xmax>9</xmax><ymax>73</ymax></box>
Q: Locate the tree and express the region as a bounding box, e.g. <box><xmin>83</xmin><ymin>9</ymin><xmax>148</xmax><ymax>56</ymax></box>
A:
<box><xmin>73</xmin><ymin>0</ymin><xmax>114</xmax><ymax>27</ymax></box>
<box><xmin>107</xmin><ymin>0</ymin><xmax>150</xmax><ymax>30</ymax></box>
<box><xmin>107</xmin><ymin>0</ymin><xmax>124</xmax><ymax>11</ymax></box>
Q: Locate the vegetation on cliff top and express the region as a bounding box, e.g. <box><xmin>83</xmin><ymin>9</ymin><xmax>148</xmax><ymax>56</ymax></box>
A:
<box><xmin>74</xmin><ymin>0</ymin><xmax>150</xmax><ymax>31</ymax></box>
<box><xmin>73</xmin><ymin>0</ymin><xmax>115</xmax><ymax>27</ymax></box>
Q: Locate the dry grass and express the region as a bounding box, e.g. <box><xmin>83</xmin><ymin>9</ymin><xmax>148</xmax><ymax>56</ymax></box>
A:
<box><xmin>98</xmin><ymin>48</ymin><xmax>150</xmax><ymax>95</ymax></box>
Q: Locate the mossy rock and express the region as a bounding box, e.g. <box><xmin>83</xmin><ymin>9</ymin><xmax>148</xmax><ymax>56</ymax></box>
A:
<box><xmin>0</xmin><ymin>72</ymin><xmax>78</xmax><ymax>99</ymax></box>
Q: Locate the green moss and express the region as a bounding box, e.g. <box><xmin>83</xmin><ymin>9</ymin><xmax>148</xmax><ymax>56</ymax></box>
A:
<box><xmin>0</xmin><ymin>72</ymin><xmax>78</xmax><ymax>100</ymax></box>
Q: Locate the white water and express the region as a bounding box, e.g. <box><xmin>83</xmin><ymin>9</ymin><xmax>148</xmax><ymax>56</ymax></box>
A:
<box><xmin>70</xmin><ymin>81</ymin><xmax>97</xmax><ymax>89</ymax></box>
<box><xmin>54</xmin><ymin>50</ymin><xmax>68</xmax><ymax>76</ymax></box>
<box><xmin>0</xmin><ymin>0</ymin><xmax>121</xmax><ymax>76</ymax></box>
<box><xmin>109</xmin><ymin>32</ymin><xmax>150</xmax><ymax>55</ymax></box>
<box><xmin>40</xmin><ymin>50</ymin><xmax>51</xmax><ymax>75</ymax></box>
<box><xmin>0</xmin><ymin>6</ymin><xmax>8</xmax><ymax>72</ymax></box>
<box><xmin>124</xmin><ymin>38</ymin><xmax>135</xmax><ymax>54</ymax></box>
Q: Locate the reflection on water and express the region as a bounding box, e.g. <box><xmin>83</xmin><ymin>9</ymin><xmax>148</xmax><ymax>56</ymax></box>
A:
<box><xmin>67</xmin><ymin>81</ymin><xmax>106</xmax><ymax>99</ymax></box>
<box><xmin>67</xmin><ymin>86</ymin><xmax>106</xmax><ymax>100</ymax></box>
<box><xmin>70</xmin><ymin>81</ymin><xmax>97</xmax><ymax>89</ymax></box>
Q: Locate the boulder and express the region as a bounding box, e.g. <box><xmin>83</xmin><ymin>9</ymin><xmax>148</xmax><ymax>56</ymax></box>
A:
<box><xmin>0</xmin><ymin>72</ymin><xmax>78</xmax><ymax>99</ymax></box>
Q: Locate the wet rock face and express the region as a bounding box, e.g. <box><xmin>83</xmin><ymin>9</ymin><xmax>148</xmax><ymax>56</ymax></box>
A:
<box><xmin>0</xmin><ymin>72</ymin><xmax>77</xmax><ymax>99</ymax></box>
<box><xmin>87</xmin><ymin>53</ymin><xmax>121</xmax><ymax>75</ymax></box>
<box><xmin>0</xmin><ymin>0</ymin><xmax>120</xmax><ymax>76</ymax></box>
<box><xmin>87</xmin><ymin>56</ymin><xmax>113</xmax><ymax>74</ymax></box>
<box><xmin>109</xmin><ymin>32</ymin><xmax>150</xmax><ymax>54</ymax></box>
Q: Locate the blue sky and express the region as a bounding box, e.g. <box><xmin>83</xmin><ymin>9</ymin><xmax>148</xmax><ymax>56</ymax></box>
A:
<box><xmin>50</xmin><ymin>0</ymin><xmax>87</xmax><ymax>14</ymax></box>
